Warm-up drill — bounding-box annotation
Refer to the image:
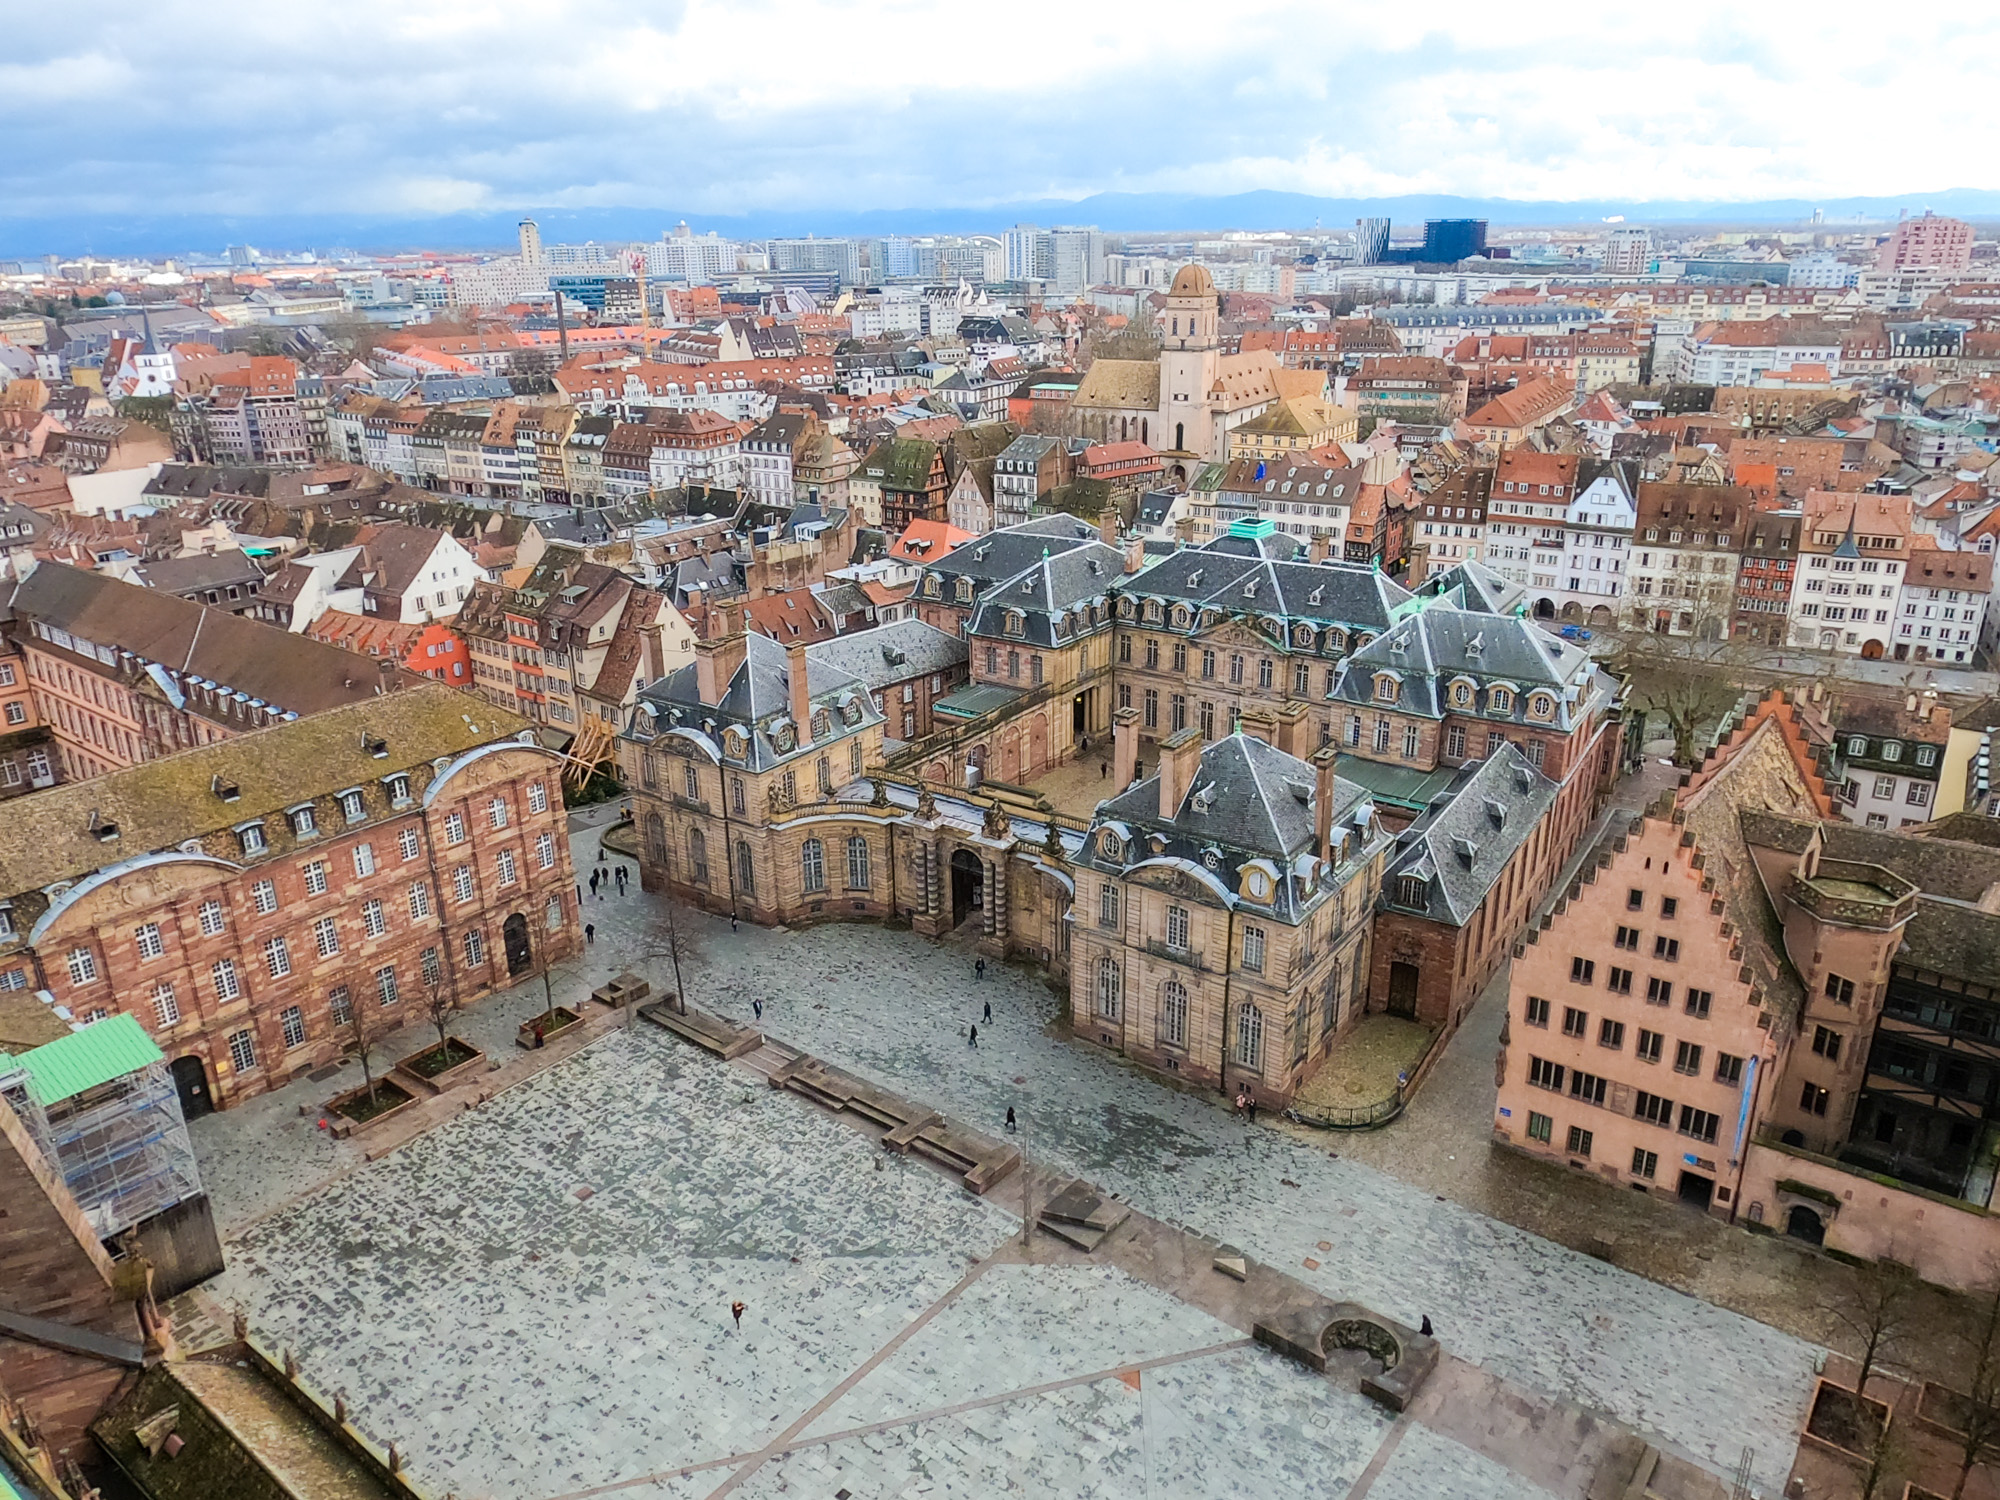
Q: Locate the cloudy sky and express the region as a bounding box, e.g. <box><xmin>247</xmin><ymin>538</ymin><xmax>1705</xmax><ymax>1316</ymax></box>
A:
<box><xmin>7</xmin><ymin>0</ymin><xmax>1997</xmax><ymax>223</ymax></box>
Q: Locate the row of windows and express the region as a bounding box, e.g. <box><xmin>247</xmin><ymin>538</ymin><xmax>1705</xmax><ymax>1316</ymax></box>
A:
<box><xmin>1524</xmin><ymin>1058</ymin><xmax>1726</xmax><ymax>1142</ymax></box>
<box><xmin>1523</xmin><ymin>1112</ymin><xmax>1665</xmax><ymax>1180</ymax></box>
<box><xmin>1093</xmin><ymin>957</ymin><xmax>1269</xmax><ymax>1069</ymax></box>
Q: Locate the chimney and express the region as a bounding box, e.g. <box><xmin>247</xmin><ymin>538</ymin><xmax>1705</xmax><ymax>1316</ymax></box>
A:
<box><xmin>1309</xmin><ymin>530</ymin><xmax>1332</xmax><ymax>565</ymax></box>
<box><xmin>1239</xmin><ymin>706</ymin><xmax>1276</xmax><ymax>746</ymax></box>
<box><xmin>1312</xmin><ymin>745</ymin><xmax>1340</xmax><ymax>864</ymax></box>
<box><xmin>1113</xmin><ymin>704</ymin><xmax>1141</xmax><ymax>787</ymax></box>
<box><xmin>693</xmin><ymin>603</ymin><xmax>747</xmax><ymax>707</ymax></box>
<box><xmin>1124</xmin><ymin>533</ymin><xmax>1146</xmax><ymax>574</ymax></box>
<box><xmin>1097</xmin><ymin>509</ymin><xmax>1118</xmax><ymax>548</ymax></box>
<box><xmin>1158</xmin><ymin>727</ymin><xmax>1203</xmax><ymax>819</ymax></box>
<box><xmin>787</xmin><ymin>639</ymin><xmax>813</xmax><ymax>746</ymax></box>
<box><xmin>1273</xmin><ymin>701</ymin><xmax>1310</xmax><ymax>760</ymax></box>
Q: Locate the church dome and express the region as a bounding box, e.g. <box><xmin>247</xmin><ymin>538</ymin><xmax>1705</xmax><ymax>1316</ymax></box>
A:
<box><xmin>1169</xmin><ymin>263</ymin><xmax>1215</xmax><ymax>298</ymax></box>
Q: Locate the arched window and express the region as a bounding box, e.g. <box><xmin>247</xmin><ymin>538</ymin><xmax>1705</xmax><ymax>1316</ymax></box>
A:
<box><xmin>1165</xmin><ymin>903</ymin><xmax>1189</xmax><ymax>951</ymax></box>
<box><xmin>1490</xmin><ymin>688</ymin><xmax>1513</xmax><ymax>714</ymax></box>
<box><xmin>645</xmin><ymin>812</ymin><xmax>668</xmax><ymax>869</ymax></box>
<box><xmin>1235</xmin><ymin>1003</ymin><xmax>1265</xmax><ymax>1070</ymax></box>
<box><xmin>688</xmin><ymin>827</ymin><xmax>709</xmax><ymax>885</ymax></box>
<box><xmin>1160</xmin><ymin>979</ymin><xmax>1189</xmax><ymax>1048</ymax></box>
<box><xmin>846</xmin><ymin>835</ymin><xmax>871</xmax><ymax>890</ymax></box>
<box><xmin>736</xmin><ymin>840</ymin><xmax>756</xmax><ymax>898</ymax></box>
<box><xmin>1096</xmin><ymin>956</ymin><xmax>1122</xmax><ymax>1019</ymax></box>
<box><xmin>801</xmin><ymin>838</ymin><xmax>826</xmax><ymax>893</ymax></box>
<box><xmin>1399</xmin><ymin>874</ymin><xmax>1428</xmax><ymax>907</ymax></box>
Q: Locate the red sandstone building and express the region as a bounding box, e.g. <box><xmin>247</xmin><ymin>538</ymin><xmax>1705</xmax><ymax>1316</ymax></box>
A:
<box><xmin>0</xmin><ymin>685</ymin><xmax>579</xmax><ymax>1115</ymax></box>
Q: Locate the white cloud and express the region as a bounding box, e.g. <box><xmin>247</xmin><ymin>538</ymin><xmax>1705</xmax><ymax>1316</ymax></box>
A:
<box><xmin>3</xmin><ymin>0</ymin><xmax>1998</xmax><ymax>220</ymax></box>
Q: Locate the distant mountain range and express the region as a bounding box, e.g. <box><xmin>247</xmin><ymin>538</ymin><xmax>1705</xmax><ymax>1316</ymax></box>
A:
<box><xmin>10</xmin><ymin>188</ymin><xmax>2000</xmax><ymax>259</ymax></box>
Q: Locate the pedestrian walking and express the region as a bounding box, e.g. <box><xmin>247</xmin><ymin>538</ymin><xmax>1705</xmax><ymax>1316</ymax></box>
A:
<box><xmin>982</xmin><ymin>999</ymin><xmax>992</xmax><ymax>1023</ymax></box>
<box><xmin>1420</xmin><ymin>1315</ymin><xmax>1433</xmax><ymax>1337</ymax></box>
<box><xmin>598</xmin><ymin>848</ymin><xmax>607</xmax><ymax>864</ymax></box>
<box><xmin>1004</xmin><ymin>1106</ymin><xmax>1017</xmax><ymax>1133</ymax></box>
<box><xmin>974</xmin><ymin>958</ymin><xmax>986</xmax><ymax>982</ymax></box>
<box><xmin>1100</xmin><ymin>762</ymin><xmax>1108</xmax><ymax>780</ymax></box>
<box><xmin>731</xmin><ymin>1300</ymin><xmax>745</xmax><ymax>1331</ymax></box>
<box><xmin>1245</xmin><ymin>1094</ymin><xmax>1258</xmax><ymax>1125</ymax></box>
<box><xmin>589</xmin><ymin>869</ymin><xmax>599</xmax><ymax>893</ymax></box>
<box><xmin>753</xmin><ymin>998</ymin><xmax>763</xmax><ymax>1022</ymax></box>
<box><xmin>730</xmin><ymin>914</ymin><xmax>739</xmax><ymax>932</ymax></box>
<box><xmin>1234</xmin><ymin>1089</ymin><xmax>1249</xmax><ymax>1118</ymax></box>
<box><xmin>968</xmin><ymin>1024</ymin><xmax>979</xmax><ymax>1048</ymax></box>
<box><xmin>585</xmin><ymin>923</ymin><xmax>595</xmax><ymax>944</ymax></box>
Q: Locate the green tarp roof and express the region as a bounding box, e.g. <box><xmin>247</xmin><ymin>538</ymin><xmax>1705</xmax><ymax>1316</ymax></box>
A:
<box><xmin>0</xmin><ymin>1014</ymin><xmax>162</xmax><ymax>1106</ymax></box>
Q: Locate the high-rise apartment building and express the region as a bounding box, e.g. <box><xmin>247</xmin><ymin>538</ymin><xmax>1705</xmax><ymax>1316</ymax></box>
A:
<box><xmin>1875</xmin><ymin>211</ymin><xmax>1974</xmax><ymax>272</ymax></box>
<box><xmin>1353</xmin><ymin>218</ymin><xmax>1390</xmax><ymax>266</ymax></box>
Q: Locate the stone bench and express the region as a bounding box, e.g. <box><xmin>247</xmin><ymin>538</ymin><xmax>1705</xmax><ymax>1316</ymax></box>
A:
<box><xmin>637</xmin><ymin>1002</ymin><xmax>761</xmax><ymax>1059</ymax></box>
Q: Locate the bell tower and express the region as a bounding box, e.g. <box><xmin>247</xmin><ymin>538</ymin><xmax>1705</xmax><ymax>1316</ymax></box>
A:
<box><xmin>1158</xmin><ymin>263</ymin><xmax>1221</xmax><ymax>456</ymax></box>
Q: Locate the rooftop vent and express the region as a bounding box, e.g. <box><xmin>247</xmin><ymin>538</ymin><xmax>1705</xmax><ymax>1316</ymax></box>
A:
<box><xmin>364</xmin><ymin>734</ymin><xmax>389</xmax><ymax>759</ymax></box>
<box><xmin>1484</xmin><ymin>798</ymin><xmax>1506</xmax><ymax>828</ymax></box>
<box><xmin>211</xmin><ymin>774</ymin><xmax>241</xmax><ymax>803</ymax></box>
<box><xmin>1450</xmin><ymin>836</ymin><xmax>1478</xmax><ymax>867</ymax></box>
<box><xmin>90</xmin><ymin>809</ymin><xmax>119</xmax><ymax>843</ymax></box>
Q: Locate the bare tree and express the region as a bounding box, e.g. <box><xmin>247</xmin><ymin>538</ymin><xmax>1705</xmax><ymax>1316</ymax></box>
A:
<box><xmin>646</xmin><ymin>902</ymin><xmax>702</xmax><ymax>1016</ymax></box>
<box><xmin>422</xmin><ymin>970</ymin><xmax>461</xmax><ymax>1062</ymax></box>
<box><xmin>1823</xmin><ymin>1262</ymin><xmax>1922</xmax><ymax>1400</ymax></box>
<box><xmin>1951</xmin><ymin>1282</ymin><xmax>2000</xmax><ymax>1499</ymax></box>
<box><xmin>345</xmin><ymin>996</ymin><xmax>382</xmax><ymax>1107</ymax></box>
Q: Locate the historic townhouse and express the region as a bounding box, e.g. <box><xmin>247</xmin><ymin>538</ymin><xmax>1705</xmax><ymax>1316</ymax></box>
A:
<box><xmin>1480</xmin><ymin>449</ymin><xmax>1579</xmax><ymax>597</ymax></box>
<box><xmin>0</xmin><ymin>686</ymin><xmax>579</xmax><ymax>1116</ymax></box>
<box><xmin>1733</xmin><ymin>510</ymin><xmax>1799</xmax><ymax>645</ymax></box>
<box><xmin>1072</xmin><ymin>710</ymin><xmax>1390</xmax><ymax>1106</ymax></box>
<box><xmin>1109</xmin><ymin>521</ymin><xmax>1411</xmax><ymax>754</ymax></box>
<box><xmin>1626</xmin><ymin>482</ymin><xmax>1752</xmax><ymax>638</ymax></box>
<box><xmin>1785</xmin><ymin>490</ymin><xmax>1913</xmax><ymax>657</ymax></box>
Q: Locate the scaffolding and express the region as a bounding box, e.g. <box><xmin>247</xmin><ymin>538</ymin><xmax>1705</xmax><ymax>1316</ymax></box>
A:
<box><xmin>1</xmin><ymin>1047</ymin><xmax>204</xmax><ymax>1242</ymax></box>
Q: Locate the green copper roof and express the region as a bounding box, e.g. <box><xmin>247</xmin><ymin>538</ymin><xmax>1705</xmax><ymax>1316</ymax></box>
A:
<box><xmin>1</xmin><ymin>1014</ymin><xmax>163</xmax><ymax>1106</ymax></box>
<box><xmin>1227</xmin><ymin>517</ymin><xmax>1276</xmax><ymax>540</ymax></box>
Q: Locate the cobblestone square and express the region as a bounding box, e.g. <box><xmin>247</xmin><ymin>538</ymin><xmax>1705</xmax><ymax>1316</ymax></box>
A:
<box><xmin>181</xmin><ymin>814</ymin><xmax>1823</xmax><ymax>1498</ymax></box>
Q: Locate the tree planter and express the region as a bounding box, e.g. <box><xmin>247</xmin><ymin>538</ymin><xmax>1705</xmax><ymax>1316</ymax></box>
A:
<box><xmin>1901</xmin><ymin>1484</ymin><xmax>1949</xmax><ymax>1500</ymax></box>
<box><xmin>1802</xmin><ymin>1378</ymin><xmax>1891</xmax><ymax>1465</ymax></box>
<box><xmin>394</xmin><ymin>1038</ymin><xmax>486</xmax><ymax>1094</ymax></box>
<box><xmin>324</xmin><ymin>1078</ymin><xmax>419</xmax><ymax>1137</ymax></box>
<box><xmin>1917</xmin><ymin>1380</ymin><xmax>2000</xmax><ymax>1454</ymax></box>
<box><xmin>517</xmin><ymin>1008</ymin><xmax>583</xmax><ymax>1049</ymax></box>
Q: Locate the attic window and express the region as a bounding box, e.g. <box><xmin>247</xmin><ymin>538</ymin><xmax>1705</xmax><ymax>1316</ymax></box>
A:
<box><xmin>236</xmin><ymin>821</ymin><xmax>267</xmax><ymax>856</ymax></box>
<box><xmin>1484</xmin><ymin>798</ymin><xmax>1506</xmax><ymax>828</ymax></box>
<box><xmin>364</xmin><ymin>735</ymin><xmax>389</xmax><ymax>759</ymax></box>
<box><xmin>1451</xmin><ymin>837</ymin><xmax>1478</xmax><ymax>867</ymax></box>
<box><xmin>212</xmin><ymin>774</ymin><xmax>241</xmax><ymax>803</ymax></box>
<box><xmin>1398</xmin><ymin>874</ymin><xmax>1428</xmax><ymax>906</ymax></box>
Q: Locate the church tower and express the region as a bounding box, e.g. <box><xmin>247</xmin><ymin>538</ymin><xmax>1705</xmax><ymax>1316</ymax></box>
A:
<box><xmin>1157</xmin><ymin>263</ymin><xmax>1222</xmax><ymax>456</ymax></box>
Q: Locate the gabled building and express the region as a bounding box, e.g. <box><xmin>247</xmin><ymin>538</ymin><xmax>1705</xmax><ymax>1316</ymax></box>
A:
<box><xmin>861</xmin><ymin>437</ymin><xmax>949</xmax><ymax>532</ymax></box>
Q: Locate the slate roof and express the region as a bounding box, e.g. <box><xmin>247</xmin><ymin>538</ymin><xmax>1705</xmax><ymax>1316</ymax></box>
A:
<box><xmin>1380</xmin><ymin>743</ymin><xmax>1557</xmax><ymax>927</ymax></box>
<box><xmin>1412</xmin><ymin>558</ymin><xmax>1523</xmax><ymax>615</ymax></box>
<box><xmin>631</xmin><ymin>631</ymin><xmax>883</xmax><ymax>774</ymax></box>
<box><xmin>121</xmin><ymin>549</ymin><xmax>264</xmax><ymax>597</ymax></box>
<box><xmin>918</xmin><ymin>515</ymin><xmax>1100</xmax><ymax>593</ymax></box>
<box><xmin>1120</xmin><ymin>538</ymin><xmax>1412</xmax><ymax>637</ymax></box>
<box><xmin>966</xmin><ymin>541</ymin><xmax>1127</xmax><ymax>648</ymax></box>
<box><xmin>806</xmin><ymin>618</ymin><xmax>967</xmax><ymax>692</ymax></box>
<box><xmin>1332</xmin><ymin>604</ymin><xmax>1604</xmax><ymax>727</ymax></box>
<box><xmin>1084</xmin><ymin>732</ymin><xmax>1381</xmax><ymax>926</ymax></box>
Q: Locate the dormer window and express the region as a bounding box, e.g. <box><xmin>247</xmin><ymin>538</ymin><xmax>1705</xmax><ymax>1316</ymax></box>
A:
<box><xmin>289</xmin><ymin>804</ymin><xmax>318</xmax><ymax>837</ymax></box>
<box><xmin>1490</xmin><ymin>688</ymin><xmax>1514</xmax><ymax>714</ymax></box>
<box><xmin>1399</xmin><ymin>874</ymin><xmax>1427</xmax><ymax>907</ymax></box>
<box><xmin>1451</xmin><ymin>681</ymin><xmax>1472</xmax><ymax>707</ymax></box>
<box><xmin>1528</xmin><ymin>694</ymin><xmax>1556</xmax><ymax>721</ymax></box>
<box><xmin>1373</xmin><ymin>675</ymin><xmax>1399</xmax><ymax>703</ymax></box>
<box><xmin>384</xmin><ymin>774</ymin><xmax>412</xmax><ymax>805</ymax></box>
<box><xmin>955</xmin><ymin>578</ymin><xmax>973</xmax><ymax>602</ymax></box>
<box><xmin>1881</xmin><ymin>740</ymin><xmax>1902</xmax><ymax>762</ymax></box>
<box><xmin>1847</xmin><ymin>736</ymin><xmax>1867</xmax><ymax>756</ymax></box>
<box><xmin>236</xmin><ymin>821</ymin><xmax>267</xmax><ymax>856</ymax></box>
<box><xmin>339</xmin><ymin>788</ymin><xmax>366</xmax><ymax>822</ymax></box>
<box><xmin>1003</xmin><ymin>610</ymin><xmax>1026</xmax><ymax>637</ymax></box>
<box><xmin>811</xmin><ymin>708</ymin><xmax>830</xmax><ymax>740</ymax></box>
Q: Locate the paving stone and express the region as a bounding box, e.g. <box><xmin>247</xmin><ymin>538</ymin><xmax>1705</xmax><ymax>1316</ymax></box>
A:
<box><xmin>1363</xmin><ymin>1422</ymin><xmax>1560</xmax><ymax>1500</ymax></box>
